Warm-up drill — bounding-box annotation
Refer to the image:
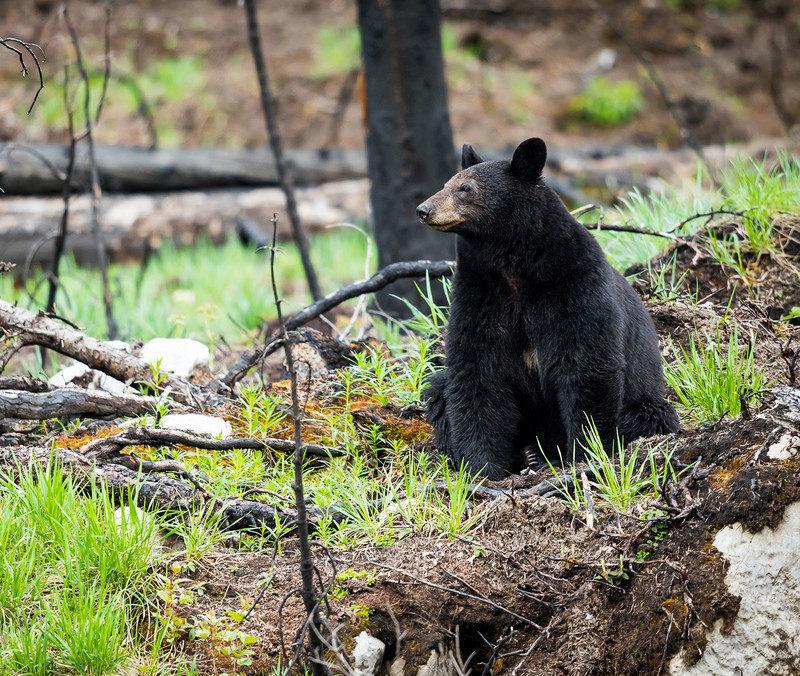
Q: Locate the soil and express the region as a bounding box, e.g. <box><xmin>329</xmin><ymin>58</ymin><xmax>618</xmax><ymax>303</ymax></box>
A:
<box><xmin>0</xmin><ymin>0</ymin><xmax>798</xmax><ymax>153</ymax></box>
<box><xmin>142</xmin><ymin>211</ymin><xmax>800</xmax><ymax>675</ymax></box>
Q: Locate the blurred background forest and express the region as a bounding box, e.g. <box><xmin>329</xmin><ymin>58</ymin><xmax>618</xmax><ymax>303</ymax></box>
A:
<box><xmin>1</xmin><ymin>0</ymin><xmax>799</xmax><ymax>348</ymax></box>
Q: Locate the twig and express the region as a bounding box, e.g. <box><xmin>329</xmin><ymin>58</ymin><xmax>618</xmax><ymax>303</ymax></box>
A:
<box><xmin>0</xmin><ymin>387</ymin><xmax>163</xmax><ymax>421</ymax></box>
<box><xmin>268</xmin><ymin>214</ymin><xmax>330</xmax><ymax>676</ymax></box>
<box><xmin>0</xmin><ymin>36</ymin><xmax>45</xmax><ymax>114</ymax></box>
<box><xmin>369</xmin><ymin>560</ymin><xmax>543</xmax><ymax>630</ymax></box>
<box><xmin>581</xmin><ymin>221</ymin><xmax>676</xmax><ymax>239</ymax></box>
<box><xmin>243</xmin><ymin>0</ymin><xmax>321</xmax><ymax>301</ymax></box>
<box><xmin>220</xmin><ymin>259</ymin><xmax>455</xmax><ymax>387</ymax></box>
<box><xmin>47</xmin><ymin>63</ymin><xmax>78</xmax><ymax>315</ymax></box>
<box><xmin>79</xmin><ymin>425</ymin><xmax>343</xmax><ymax>461</ymax></box>
<box><xmin>63</xmin><ymin>3</ymin><xmax>117</xmax><ymax>338</ymax></box>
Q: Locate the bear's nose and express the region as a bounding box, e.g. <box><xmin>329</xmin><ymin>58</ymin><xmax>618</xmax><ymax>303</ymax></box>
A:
<box><xmin>416</xmin><ymin>203</ymin><xmax>431</xmax><ymax>223</ymax></box>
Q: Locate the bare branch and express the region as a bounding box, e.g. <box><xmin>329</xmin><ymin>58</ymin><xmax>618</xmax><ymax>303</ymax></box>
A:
<box><xmin>62</xmin><ymin>4</ymin><xmax>117</xmax><ymax>338</ymax></box>
<box><xmin>0</xmin><ymin>36</ymin><xmax>46</xmax><ymax>114</ymax></box>
<box><xmin>268</xmin><ymin>214</ymin><xmax>331</xmax><ymax>676</ymax></box>
<box><xmin>220</xmin><ymin>259</ymin><xmax>455</xmax><ymax>387</ymax></box>
<box><xmin>243</xmin><ymin>0</ymin><xmax>322</xmax><ymax>301</ymax></box>
<box><xmin>80</xmin><ymin>425</ymin><xmax>344</xmax><ymax>461</ymax></box>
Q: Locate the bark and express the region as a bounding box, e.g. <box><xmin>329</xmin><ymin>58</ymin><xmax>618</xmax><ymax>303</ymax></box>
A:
<box><xmin>0</xmin><ymin>181</ymin><xmax>368</xmax><ymax>267</ymax></box>
<box><xmin>0</xmin><ymin>300</ymin><xmax>215</xmax><ymax>405</ymax></box>
<box><xmin>356</xmin><ymin>0</ymin><xmax>457</xmax><ymax>317</ymax></box>
<box><xmin>0</xmin><ymin>387</ymin><xmax>163</xmax><ymax>420</ymax></box>
<box><xmin>0</xmin><ymin>143</ymin><xmax>367</xmax><ymax>195</ymax></box>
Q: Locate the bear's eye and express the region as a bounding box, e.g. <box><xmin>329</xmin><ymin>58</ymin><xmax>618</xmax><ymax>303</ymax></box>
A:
<box><xmin>459</xmin><ymin>183</ymin><xmax>472</xmax><ymax>193</ymax></box>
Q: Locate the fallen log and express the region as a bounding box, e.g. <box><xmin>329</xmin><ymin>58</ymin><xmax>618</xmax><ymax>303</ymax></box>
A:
<box><xmin>0</xmin><ymin>300</ymin><xmax>219</xmax><ymax>405</ymax></box>
<box><xmin>0</xmin><ymin>180</ymin><xmax>369</xmax><ymax>267</ymax></box>
<box><xmin>0</xmin><ymin>443</ymin><xmax>290</xmax><ymax>533</ymax></box>
<box><xmin>0</xmin><ymin>144</ymin><xmax>368</xmax><ymax>195</ymax></box>
<box><xmin>0</xmin><ymin>387</ymin><xmax>164</xmax><ymax>420</ymax></box>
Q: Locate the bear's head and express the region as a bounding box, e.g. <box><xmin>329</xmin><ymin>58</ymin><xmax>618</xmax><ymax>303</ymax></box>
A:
<box><xmin>416</xmin><ymin>137</ymin><xmax>547</xmax><ymax>236</ymax></box>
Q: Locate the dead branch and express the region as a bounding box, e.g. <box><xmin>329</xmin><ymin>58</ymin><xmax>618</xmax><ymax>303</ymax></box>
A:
<box><xmin>0</xmin><ymin>376</ymin><xmax>53</xmax><ymax>392</ymax></box>
<box><xmin>220</xmin><ymin>259</ymin><xmax>455</xmax><ymax>387</ymax></box>
<box><xmin>0</xmin><ymin>299</ymin><xmax>211</xmax><ymax>406</ymax></box>
<box><xmin>0</xmin><ymin>387</ymin><xmax>163</xmax><ymax>420</ymax></box>
<box><xmin>63</xmin><ymin>4</ymin><xmax>117</xmax><ymax>338</ymax></box>
<box><xmin>244</xmin><ymin>0</ymin><xmax>321</xmax><ymax>302</ymax></box>
<box><xmin>0</xmin><ymin>36</ymin><xmax>45</xmax><ymax>114</ymax></box>
<box><xmin>47</xmin><ymin>64</ymin><xmax>78</xmax><ymax>314</ymax></box>
<box><xmin>79</xmin><ymin>425</ymin><xmax>344</xmax><ymax>461</ymax></box>
<box><xmin>268</xmin><ymin>214</ymin><xmax>331</xmax><ymax>676</ymax></box>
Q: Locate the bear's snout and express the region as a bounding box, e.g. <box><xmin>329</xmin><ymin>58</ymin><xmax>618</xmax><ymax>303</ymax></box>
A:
<box><xmin>416</xmin><ymin>203</ymin><xmax>431</xmax><ymax>223</ymax></box>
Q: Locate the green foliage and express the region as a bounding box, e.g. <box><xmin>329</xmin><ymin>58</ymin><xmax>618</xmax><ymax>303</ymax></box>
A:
<box><xmin>312</xmin><ymin>25</ymin><xmax>361</xmax><ymax>79</ymax></box>
<box><xmin>569</xmin><ymin>76</ymin><xmax>645</xmax><ymax>127</ymax></box>
<box><xmin>1</xmin><ymin>229</ymin><xmax>372</xmax><ymax>342</ymax></box>
<box><xmin>721</xmin><ymin>154</ymin><xmax>800</xmax><ymax>255</ymax></box>
<box><xmin>664</xmin><ymin>325</ymin><xmax>766</xmax><ymax>422</ymax></box>
<box><xmin>0</xmin><ymin>460</ymin><xmax>163</xmax><ymax>676</ymax></box>
<box><xmin>237</xmin><ymin>383</ymin><xmax>287</xmax><ymax>437</ymax></box>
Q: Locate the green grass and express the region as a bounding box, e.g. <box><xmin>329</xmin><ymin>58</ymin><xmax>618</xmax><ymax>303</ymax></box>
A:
<box><xmin>585</xmin><ymin>153</ymin><xmax>800</xmax><ymax>272</ymax></box>
<box><xmin>664</xmin><ymin>325</ymin><xmax>766</xmax><ymax>423</ymax></box>
<box><xmin>569</xmin><ymin>76</ymin><xmax>645</xmax><ymax>127</ymax></box>
<box><xmin>312</xmin><ymin>25</ymin><xmax>362</xmax><ymax>79</ymax></box>
<box><xmin>0</xmin><ymin>228</ymin><xmax>374</xmax><ymax>344</ymax></box>
<box><xmin>0</xmin><ymin>459</ymin><xmax>164</xmax><ymax>675</ymax></box>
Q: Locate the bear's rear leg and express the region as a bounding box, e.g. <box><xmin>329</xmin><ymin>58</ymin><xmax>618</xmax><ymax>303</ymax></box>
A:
<box><xmin>619</xmin><ymin>397</ymin><xmax>680</xmax><ymax>442</ymax></box>
<box><xmin>424</xmin><ymin>370</ymin><xmax>454</xmax><ymax>459</ymax></box>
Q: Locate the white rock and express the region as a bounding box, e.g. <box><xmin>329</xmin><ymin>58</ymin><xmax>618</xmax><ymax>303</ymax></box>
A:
<box><xmin>49</xmin><ymin>343</ymin><xmax>132</xmax><ymax>396</ymax></box>
<box><xmin>353</xmin><ymin>631</ymin><xmax>385</xmax><ymax>676</ymax></box>
<box><xmin>160</xmin><ymin>413</ymin><xmax>231</xmax><ymax>439</ymax></box>
<box><xmin>669</xmin><ymin>501</ymin><xmax>800</xmax><ymax>676</ymax></box>
<box><xmin>49</xmin><ymin>362</ymin><xmax>90</xmax><ymax>388</ymax></box>
<box><xmin>417</xmin><ymin>648</ymin><xmax>450</xmax><ymax>676</ymax></box>
<box><xmin>767</xmin><ymin>434</ymin><xmax>800</xmax><ymax>461</ymax></box>
<box><xmin>140</xmin><ymin>338</ymin><xmax>210</xmax><ymax>379</ymax></box>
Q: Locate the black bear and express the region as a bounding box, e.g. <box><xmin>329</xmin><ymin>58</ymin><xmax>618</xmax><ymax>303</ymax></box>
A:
<box><xmin>417</xmin><ymin>137</ymin><xmax>679</xmax><ymax>480</ymax></box>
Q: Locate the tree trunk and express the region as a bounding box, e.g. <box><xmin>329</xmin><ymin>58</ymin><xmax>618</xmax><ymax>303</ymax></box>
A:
<box><xmin>356</xmin><ymin>0</ymin><xmax>456</xmax><ymax>317</ymax></box>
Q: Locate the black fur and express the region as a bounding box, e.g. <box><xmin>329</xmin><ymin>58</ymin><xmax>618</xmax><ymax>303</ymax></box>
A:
<box><xmin>418</xmin><ymin>138</ymin><xmax>679</xmax><ymax>480</ymax></box>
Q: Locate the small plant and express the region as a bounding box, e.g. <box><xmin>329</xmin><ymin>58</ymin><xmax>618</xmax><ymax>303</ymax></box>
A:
<box><xmin>311</xmin><ymin>24</ymin><xmax>361</xmax><ymax>79</ymax></box>
<box><xmin>236</xmin><ymin>383</ymin><xmax>286</xmax><ymax>437</ymax></box>
<box><xmin>579</xmin><ymin>421</ymin><xmax>660</xmax><ymax>512</ymax></box>
<box><xmin>647</xmin><ymin>253</ymin><xmax>690</xmax><ymax>302</ymax></box>
<box><xmin>597</xmin><ymin>555</ymin><xmax>630</xmax><ymax>586</ymax></box>
<box><xmin>190</xmin><ymin>604</ymin><xmax>259</xmax><ymax>672</ymax></box>
<box><xmin>569</xmin><ymin>76</ymin><xmax>644</xmax><ymax>127</ymax></box>
<box><xmin>664</xmin><ymin>326</ymin><xmax>766</xmax><ymax>422</ymax></box>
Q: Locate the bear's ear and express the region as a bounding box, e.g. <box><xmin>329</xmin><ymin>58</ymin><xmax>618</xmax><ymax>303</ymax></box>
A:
<box><xmin>510</xmin><ymin>137</ymin><xmax>547</xmax><ymax>182</ymax></box>
<box><xmin>461</xmin><ymin>143</ymin><xmax>485</xmax><ymax>170</ymax></box>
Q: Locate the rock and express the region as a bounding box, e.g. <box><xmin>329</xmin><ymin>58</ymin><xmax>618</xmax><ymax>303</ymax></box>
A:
<box><xmin>160</xmin><ymin>413</ymin><xmax>232</xmax><ymax>439</ymax></box>
<box><xmin>140</xmin><ymin>338</ymin><xmax>210</xmax><ymax>380</ymax></box>
<box><xmin>387</xmin><ymin>657</ymin><xmax>406</xmax><ymax>676</ymax></box>
<box><xmin>353</xmin><ymin>631</ymin><xmax>385</xmax><ymax>676</ymax></box>
<box><xmin>669</xmin><ymin>501</ymin><xmax>800</xmax><ymax>676</ymax></box>
<box><xmin>49</xmin><ymin>340</ymin><xmax>132</xmax><ymax>394</ymax></box>
<box><xmin>417</xmin><ymin>647</ymin><xmax>451</xmax><ymax>676</ymax></box>
<box><xmin>113</xmin><ymin>503</ymin><xmax>163</xmax><ymax>559</ymax></box>
<box><xmin>767</xmin><ymin>433</ymin><xmax>800</xmax><ymax>461</ymax></box>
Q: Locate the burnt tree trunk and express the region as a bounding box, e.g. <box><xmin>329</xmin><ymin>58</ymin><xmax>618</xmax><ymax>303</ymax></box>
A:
<box><xmin>356</xmin><ymin>0</ymin><xmax>456</xmax><ymax>317</ymax></box>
